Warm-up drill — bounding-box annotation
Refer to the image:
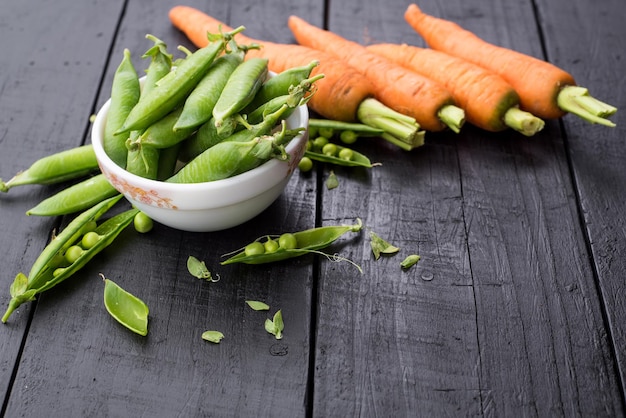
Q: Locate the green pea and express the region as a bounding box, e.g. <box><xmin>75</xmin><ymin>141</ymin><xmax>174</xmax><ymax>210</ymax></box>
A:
<box><xmin>339</xmin><ymin>130</ymin><xmax>359</xmax><ymax>144</ymax></box>
<box><xmin>81</xmin><ymin>220</ymin><xmax>98</xmax><ymax>235</ymax></box>
<box><xmin>81</xmin><ymin>231</ymin><xmax>102</xmax><ymax>249</ymax></box>
<box><xmin>103</xmin><ymin>276</ymin><xmax>149</xmax><ymax>336</ymax></box>
<box><xmin>318</xmin><ymin>126</ymin><xmax>334</xmax><ymax>139</ymax></box>
<box><xmin>264</xmin><ymin>238</ymin><xmax>280</xmax><ymax>253</ymax></box>
<box><xmin>278</xmin><ymin>233</ymin><xmax>298</xmax><ymax>250</ymax></box>
<box><xmin>338</xmin><ymin>147</ymin><xmax>354</xmax><ymax>161</ymax></box>
<box><xmin>312</xmin><ymin>136</ymin><xmax>329</xmax><ymax>151</ymax></box>
<box><xmin>64</xmin><ymin>246</ymin><xmax>84</xmax><ymax>264</ymax></box>
<box><xmin>298</xmin><ymin>156</ymin><xmax>314</xmax><ymax>172</ymax></box>
<box><xmin>134</xmin><ymin>211</ymin><xmax>154</xmax><ymax>233</ymax></box>
<box><xmin>245</xmin><ymin>241</ymin><xmax>266</xmax><ymax>256</ymax></box>
<box><xmin>322</xmin><ymin>143</ymin><xmax>338</xmax><ymax>157</ymax></box>
<box><xmin>53</xmin><ymin>268</ymin><xmax>66</xmax><ymax>278</ymax></box>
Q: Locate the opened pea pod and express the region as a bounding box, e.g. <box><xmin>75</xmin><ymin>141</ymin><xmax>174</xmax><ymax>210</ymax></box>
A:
<box><xmin>2</xmin><ymin>195</ymin><xmax>138</xmax><ymax>323</ymax></box>
<box><xmin>221</xmin><ymin>218</ymin><xmax>363</xmax><ymax>265</ymax></box>
<box><xmin>304</xmin><ymin>142</ymin><xmax>375</xmax><ymax>168</ymax></box>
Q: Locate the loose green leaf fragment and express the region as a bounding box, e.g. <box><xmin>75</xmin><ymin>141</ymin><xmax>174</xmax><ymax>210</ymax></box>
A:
<box><xmin>187</xmin><ymin>255</ymin><xmax>217</xmax><ymax>281</ymax></box>
<box><xmin>326</xmin><ymin>170</ymin><xmax>339</xmax><ymax>189</ymax></box>
<box><xmin>265</xmin><ymin>309</ymin><xmax>284</xmax><ymax>339</ymax></box>
<box><xmin>102</xmin><ymin>275</ymin><xmax>149</xmax><ymax>336</ymax></box>
<box><xmin>369</xmin><ymin>231</ymin><xmax>400</xmax><ymax>259</ymax></box>
<box><xmin>202</xmin><ymin>330</ymin><xmax>225</xmax><ymax>343</ymax></box>
<box><xmin>246</xmin><ymin>300</ymin><xmax>270</xmax><ymax>311</ymax></box>
<box><xmin>401</xmin><ymin>254</ymin><xmax>421</xmax><ymax>269</ymax></box>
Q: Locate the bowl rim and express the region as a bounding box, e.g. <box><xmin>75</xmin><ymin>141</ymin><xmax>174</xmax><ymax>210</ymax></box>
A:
<box><xmin>91</xmin><ymin>96</ymin><xmax>309</xmax><ymax>194</ymax></box>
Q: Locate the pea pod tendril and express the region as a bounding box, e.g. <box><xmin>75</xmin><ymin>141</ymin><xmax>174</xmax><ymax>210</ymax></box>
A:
<box><xmin>221</xmin><ymin>218</ymin><xmax>363</xmax><ymax>265</ymax></box>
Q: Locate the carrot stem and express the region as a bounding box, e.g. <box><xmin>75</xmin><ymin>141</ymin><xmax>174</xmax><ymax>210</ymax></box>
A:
<box><xmin>356</xmin><ymin>98</ymin><xmax>425</xmax><ymax>150</ymax></box>
<box><xmin>503</xmin><ymin>107</ymin><xmax>545</xmax><ymax>136</ymax></box>
<box><xmin>557</xmin><ymin>86</ymin><xmax>617</xmax><ymax>126</ymax></box>
<box><xmin>437</xmin><ymin>105</ymin><xmax>465</xmax><ymax>133</ymax></box>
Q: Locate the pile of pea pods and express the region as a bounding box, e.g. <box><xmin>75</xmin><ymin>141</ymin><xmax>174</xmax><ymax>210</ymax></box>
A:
<box><xmin>106</xmin><ymin>28</ymin><xmax>322</xmax><ymax>184</ymax></box>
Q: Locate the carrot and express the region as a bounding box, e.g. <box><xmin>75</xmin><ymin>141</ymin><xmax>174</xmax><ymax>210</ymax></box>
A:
<box><xmin>169</xmin><ymin>6</ymin><xmax>424</xmax><ymax>149</ymax></box>
<box><xmin>367</xmin><ymin>43</ymin><xmax>544</xmax><ymax>136</ymax></box>
<box><xmin>287</xmin><ymin>15</ymin><xmax>465</xmax><ymax>133</ymax></box>
<box><xmin>404</xmin><ymin>4</ymin><xmax>616</xmax><ymax>126</ymax></box>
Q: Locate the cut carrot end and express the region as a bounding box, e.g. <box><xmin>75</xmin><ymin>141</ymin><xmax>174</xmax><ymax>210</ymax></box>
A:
<box><xmin>557</xmin><ymin>86</ymin><xmax>617</xmax><ymax>127</ymax></box>
<box><xmin>504</xmin><ymin>107</ymin><xmax>545</xmax><ymax>136</ymax></box>
<box><xmin>437</xmin><ymin>105</ymin><xmax>465</xmax><ymax>133</ymax></box>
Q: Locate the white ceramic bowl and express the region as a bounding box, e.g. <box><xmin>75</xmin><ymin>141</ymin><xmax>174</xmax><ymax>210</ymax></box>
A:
<box><xmin>91</xmin><ymin>92</ymin><xmax>308</xmax><ymax>232</ymax></box>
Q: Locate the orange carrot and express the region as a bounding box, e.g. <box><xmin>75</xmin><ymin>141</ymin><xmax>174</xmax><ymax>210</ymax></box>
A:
<box><xmin>169</xmin><ymin>6</ymin><xmax>424</xmax><ymax>149</ymax></box>
<box><xmin>287</xmin><ymin>15</ymin><xmax>465</xmax><ymax>133</ymax></box>
<box><xmin>366</xmin><ymin>43</ymin><xmax>544</xmax><ymax>135</ymax></box>
<box><xmin>404</xmin><ymin>4</ymin><xmax>616</xmax><ymax>126</ymax></box>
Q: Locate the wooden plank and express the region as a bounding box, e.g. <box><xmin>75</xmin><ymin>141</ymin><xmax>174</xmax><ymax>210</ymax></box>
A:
<box><xmin>0</xmin><ymin>0</ymin><xmax>126</xmax><ymax>407</ymax></box>
<box><xmin>535</xmin><ymin>0</ymin><xmax>626</xmax><ymax>393</ymax></box>
<box><xmin>2</xmin><ymin>0</ymin><xmax>320</xmax><ymax>416</ymax></box>
<box><xmin>312</xmin><ymin>0</ymin><xmax>624</xmax><ymax>416</ymax></box>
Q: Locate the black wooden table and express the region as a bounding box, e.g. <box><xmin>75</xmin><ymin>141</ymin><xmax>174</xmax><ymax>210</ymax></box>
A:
<box><xmin>1</xmin><ymin>0</ymin><xmax>625</xmax><ymax>417</ymax></box>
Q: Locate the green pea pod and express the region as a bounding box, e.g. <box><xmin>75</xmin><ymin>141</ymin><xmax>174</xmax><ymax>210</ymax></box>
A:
<box><xmin>179</xmin><ymin>102</ymin><xmax>291</xmax><ymax>163</ymax></box>
<box><xmin>221</xmin><ymin>219</ymin><xmax>363</xmax><ymax>265</ymax></box>
<box><xmin>173</xmin><ymin>52</ymin><xmax>244</xmax><ymax>131</ymax></box>
<box><xmin>104</xmin><ymin>49</ymin><xmax>141</xmax><ymax>167</ymax></box>
<box><xmin>166</xmin><ymin>131</ymin><xmax>287</xmax><ymax>184</ymax></box>
<box><xmin>125</xmin><ymin>141</ymin><xmax>160</xmax><ymax>179</ymax></box>
<box><xmin>308</xmin><ymin>118</ymin><xmax>385</xmax><ymax>137</ymax></box>
<box><xmin>26</xmin><ymin>174</ymin><xmax>119</xmax><ymax>216</ymax></box>
<box><xmin>247</xmin><ymin>59</ymin><xmax>319</xmax><ymax>110</ymax></box>
<box><xmin>34</xmin><ymin>208</ymin><xmax>139</xmax><ymax>295</ymax></box>
<box><xmin>132</xmin><ymin>107</ymin><xmax>196</xmax><ymax>149</ymax></box>
<box><xmin>117</xmin><ymin>27</ymin><xmax>244</xmax><ymax>135</ymax></box>
<box><xmin>212</xmin><ymin>57</ymin><xmax>269</xmax><ymax>128</ymax></box>
<box><xmin>2</xmin><ymin>195</ymin><xmax>125</xmax><ymax>323</ymax></box>
<box><xmin>103</xmin><ymin>277</ymin><xmax>149</xmax><ymax>336</ymax></box>
<box><xmin>123</xmin><ymin>36</ymin><xmax>174</xmax><ymax>179</ymax></box>
<box><xmin>246</xmin><ymin>73</ymin><xmax>323</xmax><ymax>125</ymax></box>
<box><xmin>0</xmin><ymin>145</ymin><xmax>98</xmax><ymax>192</ymax></box>
<box><xmin>156</xmin><ymin>142</ymin><xmax>182</xmax><ymax>181</ymax></box>
<box><xmin>304</xmin><ymin>144</ymin><xmax>374</xmax><ymax>168</ymax></box>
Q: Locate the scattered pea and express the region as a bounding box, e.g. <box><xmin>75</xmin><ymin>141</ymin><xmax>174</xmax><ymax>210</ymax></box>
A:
<box><xmin>133</xmin><ymin>211</ymin><xmax>154</xmax><ymax>233</ymax></box>
<box><xmin>298</xmin><ymin>156</ymin><xmax>314</xmax><ymax>172</ymax></box>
